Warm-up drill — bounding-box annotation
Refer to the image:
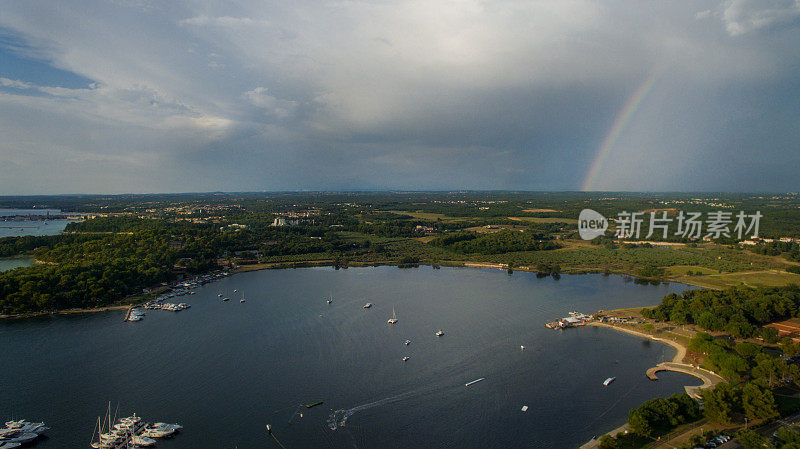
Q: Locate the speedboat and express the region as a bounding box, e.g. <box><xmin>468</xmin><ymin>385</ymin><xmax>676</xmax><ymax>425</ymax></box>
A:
<box><xmin>404</xmin><ymin>339</ymin><xmax>411</xmax><ymax>345</ymax></box>
<box><xmin>435</xmin><ymin>330</ymin><xmax>444</xmax><ymax>337</ymax></box>
<box><xmin>402</xmin><ymin>356</ymin><xmax>410</xmax><ymax>362</ymax></box>
<box><xmin>603</xmin><ymin>377</ymin><xmax>616</xmax><ymax>386</ymax></box>
<box><xmin>363</xmin><ymin>303</ymin><xmax>372</xmax><ymax>308</ymax></box>
<box><xmin>222</xmin><ymin>297</ymin><xmax>230</xmax><ymax>301</ymax></box>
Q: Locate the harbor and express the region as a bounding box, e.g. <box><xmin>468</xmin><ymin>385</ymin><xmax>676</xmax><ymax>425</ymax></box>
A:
<box><xmin>124</xmin><ymin>272</ymin><xmax>231</xmax><ymax>322</ymax></box>
<box><xmin>90</xmin><ymin>406</ymin><xmax>182</xmax><ymax>448</ymax></box>
<box><xmin>545</xmin><ymin>311</ymin><xmax>640</xmax><ymax>329</ymax></box>
<box><xmin>544</xmin><ymin>311</ymin><xmax>595</xmax><ymax>329</ymax></box>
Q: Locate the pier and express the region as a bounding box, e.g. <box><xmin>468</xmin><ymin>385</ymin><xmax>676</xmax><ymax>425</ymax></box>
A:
<box><xmin>646</xmin><ymin>362</ymin><xmax>725</xmax><ymax>399</ymax></box>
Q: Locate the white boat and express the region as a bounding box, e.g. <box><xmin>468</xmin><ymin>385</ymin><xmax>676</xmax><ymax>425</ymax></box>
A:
<box><xmin>603</xmin><ymin>377</ymin><xmax>616</xmax><ymax>386</ymax></box>
<box><xmin>404</xmin><ymin>339</ymin><xmax>411</xmax><ymax>345</ymax></box>
<box><xmin>222</xmin><ymin>297</ymin><xmax>230</xmax><ymax>301</ymax></box>
<box><xmin>4</xmin><ymin>420</ymin><xmax>47</xmax><ymax>434</ymax></box>
<box><xmin>363</xmin><ymin>303</ymin><xmax>372</xmax><ymax>308</ymax></box>
<box><xmin>233</xmin><ymin>289</ymin><xmax>238</xmax><ymax>293</ymax></box>
<box><xmin>152</xmin><ymin>423</ymin><xmax>182</xmax><ymax>432</ymax></box>
<box><xmin>521</xmin><ymin>405</ymin><xmax>529</xmax><ymax>412</ymax></box>
<box><xmin>0</xmin><ymin>430</ymin><xmax>38</xmax><ymax>444</ymax></box>
<box><xmin>435</xmin><ymin>330</ymin><xmax>444</xmax><ymax>337</ymax></box>
<box><xmin>387</xmin><ymin>307</ymin><xmax>398</xmax><ymax>324</ymax></box>
<box><xmin>141</xmin><ymin>425</ymin><xmax>176</xmax><ymax>438</ymax></box>
<box><xmin>465</xmin><ymin>378</ymin><xmax>485</xmax><ymax>387</ymax></box>
<box><xmin>240</xmin><ymin>298</ymin><xmax>246</xmax><ymax>303</ymax></box>
<box><xmin>131</xmin><ymin>435</ymin><xmax>156</xmax><ymax>447</ymax></box>
<box><xmin>402</xmin><ymin>356</ymin><xmax>410</xmax><ymax>362</ymax></box>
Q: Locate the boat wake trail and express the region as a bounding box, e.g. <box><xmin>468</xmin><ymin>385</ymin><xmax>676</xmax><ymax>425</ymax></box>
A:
<box><xmin>327</xmin><ymin>387</ymin><xmax>433</xmax><ymax>430</ymax></box>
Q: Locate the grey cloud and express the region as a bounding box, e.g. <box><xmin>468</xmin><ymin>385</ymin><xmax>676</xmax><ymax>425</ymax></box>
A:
<box><xmin>0</xmin><ymin>0</ymin><xmax>799</xmax><ymax>193</ymax></box>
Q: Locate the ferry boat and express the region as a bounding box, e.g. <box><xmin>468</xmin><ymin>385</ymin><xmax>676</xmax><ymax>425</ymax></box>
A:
<box><xmin>603</xmin><ymin>377</ymin><xmax>616</xmax><ymax>386</ymax></box>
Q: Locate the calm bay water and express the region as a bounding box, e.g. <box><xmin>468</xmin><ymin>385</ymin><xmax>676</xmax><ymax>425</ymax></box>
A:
<box><xmin>0</xmin><ymin>267</ymin><xmax>697</xmax><ymax>448</ymax></box>
<box><xmin>0</xmin><ymin>220</ymin><xmax>72</xmax><ymax>238</ymax></box>
<box><xmin>0</xmin><ymin>256</ymin><xmax>34</xmax><ymax>272</ymax></box>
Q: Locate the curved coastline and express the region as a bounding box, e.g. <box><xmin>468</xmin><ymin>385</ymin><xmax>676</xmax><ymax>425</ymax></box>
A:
<box><xmin>588</xmin><ymin>322</ymin><xmax>724</xmax><ymax>397</ymax></box>
<box><xmin>588</xmin><ymin>321</ymin><xmax>686</xmax><ymax>363</ymax></box>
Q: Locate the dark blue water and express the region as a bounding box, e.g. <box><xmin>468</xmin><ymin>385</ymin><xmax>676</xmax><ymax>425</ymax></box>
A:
<box><xmin>0</xmin><ymin>267</ymin><xmax>696</xmax><ymax>448</ymax></box>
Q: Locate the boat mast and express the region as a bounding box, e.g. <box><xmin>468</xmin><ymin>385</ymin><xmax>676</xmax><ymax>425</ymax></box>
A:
<box><xmin>90</xmin><ymin>416</ymin><xmax>100</xmax><ymax>447</ymax></box>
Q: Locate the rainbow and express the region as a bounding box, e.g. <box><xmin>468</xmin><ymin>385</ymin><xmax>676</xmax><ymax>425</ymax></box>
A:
<box><xmin>581</xmin><ymin>73</ymin><xmax>660</xmax><ymax>191</ymax></box>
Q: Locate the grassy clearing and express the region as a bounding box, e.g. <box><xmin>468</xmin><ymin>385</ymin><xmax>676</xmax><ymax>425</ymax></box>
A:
<box><xmin>665</xmin><ymin>265</ymin><xmax>720</xmax><ymax>276</ymax></box>
<box><xmin>507</xmin><ymin>216</ymin><xmax>577</xmax><ymax>224</ymax></box>
<box><xmin>712</xmin><ymin>270</ymin><xmax>800</xmax><ymax>287</ymax></box>
<box><xmin>672</xmin><ymin>270</ymin><xmax>800</xmax><ymax>289</ymax></box>
<box><xmin>382</xmin><ymin>210</ymin><xmax>466</xmax><ymax>221</ymax></box>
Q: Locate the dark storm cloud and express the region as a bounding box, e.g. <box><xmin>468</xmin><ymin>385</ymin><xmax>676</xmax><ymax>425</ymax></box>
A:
<box><xmin>0</xmin><ymin>0</ymin><xmax>799</xmax><ymax>193</ymax></box>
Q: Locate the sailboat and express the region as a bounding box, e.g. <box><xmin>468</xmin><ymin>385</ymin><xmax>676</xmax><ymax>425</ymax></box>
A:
<box><xmin>240</xmin><ymin>291</ymin><xmax>246</xmax><ymax>303</ymax></box>
<box><xmin>387</xmin><ymin>307</ymin><xmax>398</xmax><ymax>324</ymax></box>
<box><xmin>326</xmin><ymin>291</ymin><xmax>333</xmax><ymax>305</ymax></box>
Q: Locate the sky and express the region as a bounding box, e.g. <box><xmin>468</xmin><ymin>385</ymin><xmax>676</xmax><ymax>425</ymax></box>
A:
<box><xmin>0</xmin><ymin>0</ymin><xmax>799</xmax><ymax>194</ymax></box>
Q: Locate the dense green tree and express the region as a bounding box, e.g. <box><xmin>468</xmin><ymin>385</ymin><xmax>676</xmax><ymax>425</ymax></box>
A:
<box><xmin>737</xmin><ymin>430</ymin><xmax>773</xmax><ymax>449</ymax></box>
<box><xmin>702</xmin><ymin>383</ymin><xmax>740</xmax><ymax>424</ymax></box>
<box><xmin>742</xmin><ymin>382</ymin><xmax>779</xmax><ymax>420</ymax></box>
<box><xmin>597</xmin><ymin>434</ymin><xmax>619</xmax><ymax>449</ymax></box>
